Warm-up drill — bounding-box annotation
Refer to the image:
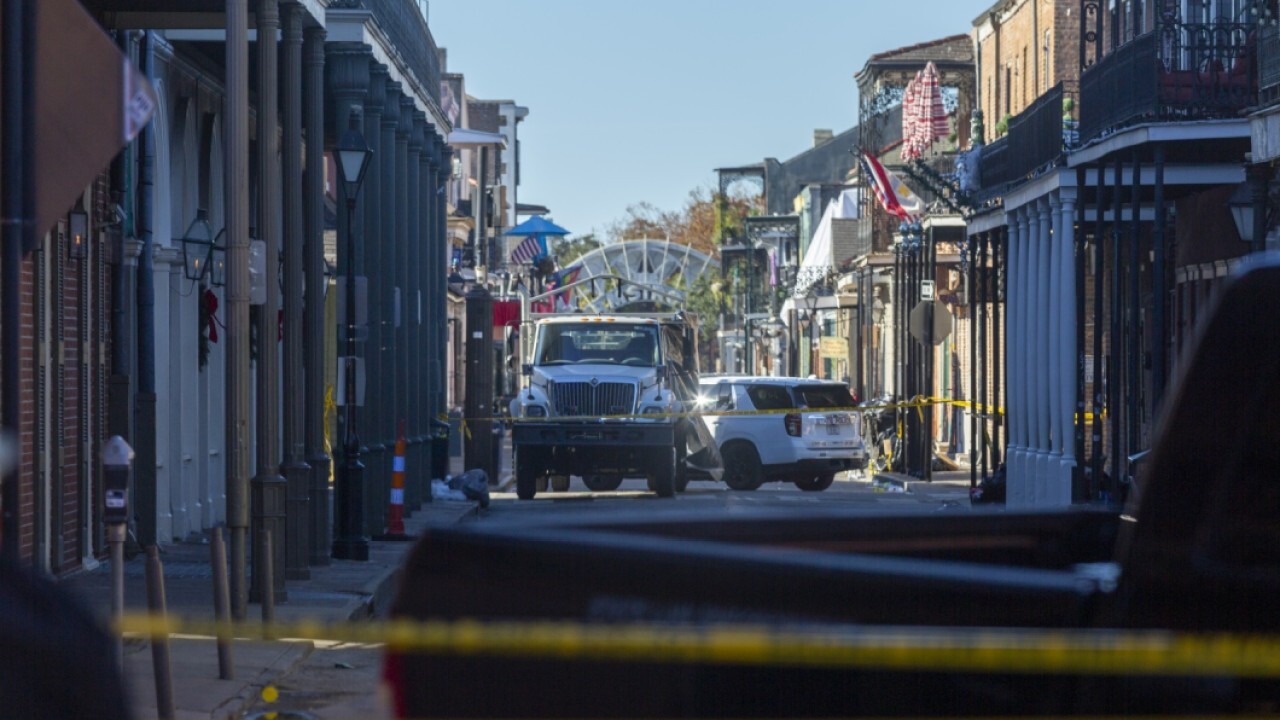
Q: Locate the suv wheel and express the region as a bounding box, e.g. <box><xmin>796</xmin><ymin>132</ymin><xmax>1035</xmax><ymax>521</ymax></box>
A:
<box><xmin>722</xmin><ymin>444</ymin><xmax>763</xmax><ymax>491</ymax></box>
<box><xmin>794</xmin><ymin>473</ymin><xmax>835</xmax><ymax>492</ymax></box>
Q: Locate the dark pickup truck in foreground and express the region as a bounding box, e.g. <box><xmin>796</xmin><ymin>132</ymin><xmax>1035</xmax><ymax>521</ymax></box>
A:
<box><xmin>384</xmin><ymin>258</ymin><xmax>1280</xmax><ymax>717</ymax></box>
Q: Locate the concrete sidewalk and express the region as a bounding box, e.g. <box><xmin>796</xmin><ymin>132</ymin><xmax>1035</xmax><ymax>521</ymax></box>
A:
<box><xmin>868</xmin><ymin>469</ymin><xmax>976</xmax><ymax>495</ymax></box>
<box><xmin>61</xmin><ymin>493</ymin><xmax>479</xmax><ymax>720</ymax></box>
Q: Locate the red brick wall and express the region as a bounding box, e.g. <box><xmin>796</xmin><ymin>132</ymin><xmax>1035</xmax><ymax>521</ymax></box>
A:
<box><xmin>978</xmin><ymin>0</ymin><xmax>1084</xmax><ymax>135</ymax></box>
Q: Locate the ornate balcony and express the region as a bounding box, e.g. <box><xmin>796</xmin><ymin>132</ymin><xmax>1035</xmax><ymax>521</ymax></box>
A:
<box><xmin>1079</xmin><ymin>14</ymin><xmax>1257</xmax><ymax>144</ymax></box>
<box><xmin>335</xmin><ymin>0</ymin><xmax>442</xmax><ymax>103</ymax></box>
<box><xmin>1259</xmin><ymin>23</ymin><xmax>1280</xmax><ymax>105</ymax></box>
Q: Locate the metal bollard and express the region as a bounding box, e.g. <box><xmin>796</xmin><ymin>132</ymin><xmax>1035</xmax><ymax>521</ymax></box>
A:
<box><xmin>262</xmin><ymin>528</ymin><xmax>275</xmax><ymax>640</ymax></box>
<box><xmin>145</xmin><ymin>546</ymin><xmax>175</xmax><ymax>720</ymax></box>
<box><xmin>211</xmin><ymin>527</ymin><xmax>234</xmax><ymax>679</ymax></box>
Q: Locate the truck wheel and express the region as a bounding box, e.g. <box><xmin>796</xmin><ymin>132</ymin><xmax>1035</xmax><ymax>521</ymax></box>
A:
<box><xmin>550</xmin><ymin>475</ymin><xmax>571</xmax><ymax>492</ymax></box>
<box><xmin>515</xmin><ymin>451</ymin><xmax>538</xmax><ymax>500</ymax></box>
<box><xmin>722</xmin><ymin>444</ymin><xmax>763</xmax><ymax>491</ymax></box>
<box><xmin>650</xmin><ymin>448</ymin><xmax>677</xmax><ymax>498</ymax></box>
<box><xmin>795</xmin><ymin>473</ymin><xmax>835</xmax><ymax>492</ymax></box>
<box><xmin>675</xmin><ymin>430</ymin><xmax>689</xmax><ymax>493</ymax></box>
<box><xmin>583</xmin><ymin>475</ymin><xmax>623</xmax><ymax>492</ymax></box>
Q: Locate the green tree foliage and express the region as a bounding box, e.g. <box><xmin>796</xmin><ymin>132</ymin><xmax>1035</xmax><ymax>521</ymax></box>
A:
<box><xmin>551</xmin><ymin>232</ymin><xmax>602</xmax><ymax>267</ymax></box>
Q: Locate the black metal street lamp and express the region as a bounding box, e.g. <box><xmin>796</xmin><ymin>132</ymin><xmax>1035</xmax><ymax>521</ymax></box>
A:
<box><xmin>332</xmin><ymin>111</ymin><xmax>373</xmax><ymax>562</ymax></box>
<box><xmin>179</xmin><ymin>209</ymin><xmax>215</xmax><ymax>282</ymax></box>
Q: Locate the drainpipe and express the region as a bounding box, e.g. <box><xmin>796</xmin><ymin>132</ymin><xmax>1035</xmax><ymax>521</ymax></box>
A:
<box><xmin>134</xmin><ymin>30</ymin><xmax>158</xmax><ymax>547</ymax></box>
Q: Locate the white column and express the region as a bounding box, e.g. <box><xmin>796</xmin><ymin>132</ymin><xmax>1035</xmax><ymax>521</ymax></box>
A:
<box><xmin>1025</xmin><ymin>203</ymin><xmax>1040</xmax><ymax>501</ymax></box>
<box><xmin>1011</xmin><ymin>209</ymin><xmax>1030</xmax><ymax>506</ymax></box>
<box><xmin>1057</xmin><ymin>189</ymin><xmax>1078</xmax><ymax>505</ymax></box>
<box><xmin>1003</xmin><ymin>213</ymin><xmax>1020</xmax><ymax>501</ymax></box>
<box><xmin>1035</xmin><ymin>197</ymin><xmax>1052</xmax><ymax>503</ymax></box>
<box><xmin>1046</xmin><ymin>195</ymin><xmax>1063</xmax><ymax>506</ymax></box>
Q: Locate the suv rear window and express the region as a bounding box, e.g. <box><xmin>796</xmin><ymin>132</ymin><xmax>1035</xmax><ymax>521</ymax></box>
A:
<box><xmin>794</xmin><ymin>384</ymin><xmax>853</xmax><ymax>409</ymax></box>
<box><xmin>744</xmin><ymin>385</ymin><xmax>794</xmax><ymax>411</ymax></box>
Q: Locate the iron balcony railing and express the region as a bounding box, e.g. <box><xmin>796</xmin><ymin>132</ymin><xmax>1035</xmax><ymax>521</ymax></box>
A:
<box><xmin>1080</xmin><ymin>17</ymin><xmax>1256</xmax><ymax>144</ymax></box>
<box><xmin>978</xmin><ymin>135</ymin><xmax>1011</xmax><ymax>193</ymax></box>
<box><xmin>1259</xmin><ymin>23</ymin><xmax>1280</xmax><ymax>105</ymax></box>
<box><xmin>336</xmin><ymin>0</ymin><xmax>442</xmax><ymax>104</ymax></box>
<box><xmin>1008</xmin><ymin>83</ymin><xmax>1068</xmax><ymax>179</ymax></box>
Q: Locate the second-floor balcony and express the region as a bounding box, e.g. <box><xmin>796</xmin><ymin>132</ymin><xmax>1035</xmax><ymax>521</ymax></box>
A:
<box><xmin>1080</xmin><ymin>15</ymin><xmax>1257</xmax><ymax>145</ymax></box>
<box><xmin>334</xmin><ymin>0</ymin><xmax>442</xmax><ymax>104</ymax></box>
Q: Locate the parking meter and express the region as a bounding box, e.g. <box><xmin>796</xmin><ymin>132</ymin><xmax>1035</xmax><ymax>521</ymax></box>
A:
<box><xmin>101</xmin><ymin>436</ymin><xmax>134</xmax><ymax>525</ymax></box>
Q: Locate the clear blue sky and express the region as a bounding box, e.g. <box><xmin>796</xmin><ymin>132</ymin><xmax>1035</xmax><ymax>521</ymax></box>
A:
<box><xmin>430</xmin><ymin>0</ymin><xmax>979</xmax><ymax>239</ymax></box>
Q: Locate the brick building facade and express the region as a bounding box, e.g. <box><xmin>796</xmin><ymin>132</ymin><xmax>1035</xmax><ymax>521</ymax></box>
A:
<box><xmin>974</xmin><ymin>0</ymin><xmax>1082</xmax><ymax>136</ymax></box>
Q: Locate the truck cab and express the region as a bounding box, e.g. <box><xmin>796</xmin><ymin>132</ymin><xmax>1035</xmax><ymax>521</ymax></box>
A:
<box><xmin>512</xmin><ymin>310</ymin><xmax>716</xmax><ymax>499</ymax></box>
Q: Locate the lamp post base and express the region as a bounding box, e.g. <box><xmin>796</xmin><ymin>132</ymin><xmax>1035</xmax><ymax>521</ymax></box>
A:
<box><xmin>331</xmin><ymin>538</ymin><xmax>369</xmax><ymax>561</ymax></box>
<box><xmin>332</xmin><ymin>452</ymin><xmax>369</xmax><ymax>561</ymax></box>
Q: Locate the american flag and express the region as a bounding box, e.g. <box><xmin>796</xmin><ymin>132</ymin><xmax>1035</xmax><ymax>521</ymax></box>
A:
<box><xmin>510</xmin><ymin>233</ymin><xmax>544</xmax><ymax>264</ymax></box>
<box><xmin>859</xmin><ymin>149</ymin><xmax>922</xmax><ymax>222</ymax></box>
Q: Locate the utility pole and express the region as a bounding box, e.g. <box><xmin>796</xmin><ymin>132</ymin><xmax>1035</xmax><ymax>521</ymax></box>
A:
<box><xmin>251</xmin><ymin>0</ymin><xmax>286</xmax><ymax>604</ymax></box>
<box><xmin>224</xmin><ymin>0</ymin><xmax>252</xmax><ymax>620</ymax></box>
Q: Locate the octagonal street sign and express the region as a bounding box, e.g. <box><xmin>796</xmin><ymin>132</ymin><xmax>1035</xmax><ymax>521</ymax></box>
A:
<box><xmin>909</xmin><ymin>300</ymin><xmax>952</xmax><ymax>345</ymax></box>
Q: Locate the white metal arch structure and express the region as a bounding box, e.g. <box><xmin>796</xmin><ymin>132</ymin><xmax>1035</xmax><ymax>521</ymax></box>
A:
<box><xmin>568</xmin><ymin>239</ymin><xmax>720</xmax><ymax>312</ymax></box>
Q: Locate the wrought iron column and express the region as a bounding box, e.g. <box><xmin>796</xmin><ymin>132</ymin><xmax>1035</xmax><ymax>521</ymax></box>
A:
<box><xmin>404</xmin><ymin>113</ymin><xmax>424</xmax><ymax>511</ymax></box>
<box><xmin>302</xmin><ymin>25</ymin><xmax>329</xmax><ymax>566</ymax></box>
<box><xmin>1074</xmin><ymin>169</ymin><xmax>1088</xmax><ymax>501</ymax></box>
<box><xmin>979</xmin><ymin>230</ymin><xmax>989</xmax><ymax>480</ymax></box>
<box><xmin>395</xmin><ymin>97</ymin><xmax>412</xmax><ymax>486</ymax></box>
<box><xmin>1091</xmin><ymin>161</ymin><xmax>1106</xmax><ymax>500</ymax></box>
<box><xmin>1152</xmin><ymin>144</ymin><xmax>1167</xmax><ymax>414</ymax></box>
<box><xmin>225</xmin><ymin>0</ymin><xmax>252</xmax><ymax>618</ymax></box>
<box><xmin>991</xmin><ymin>227</ymin><xmax>1002</xmax><ymax>469</ymax></box>
<box><xmin>969</xmin><ymin>234</ymin><xmax>978</xmax><ymax>491</ymax></box>
<box><xmin>379</xmin><ymin>84</ymin><xmax>401</xmax><ymax>514</ymax></box>
<box><xmin>280</xmin><ymin>3</ymin><xmax>310</xmax><ymax>581</ymax></box>
<box><xmin>418</xmin><ymin>122</ymin><xmax>436</xmax><ymax>492</ymax></box>
<box><xmin>252</xmin><ymin>0</ymin><xmax>287</xmax><ymax>603</ymax></box>
<box><xmin>435</xmin><ymin>142</ymin><xmax>453</xmax><ymax>437</ymax></box>
<box><xmin>1126</xmin><ymin>153</ymin><xmax>1140</xmax><ymax>485</ymax></box>
<box><xmin>1109</xmin><ymin>156</ymin><xmax>1123</xmax><ymax>502</ymax></box>
<box><xmin>361</xmin><ymin>65</ymin><xmax>387</xmax><ymax>540</ymax></box>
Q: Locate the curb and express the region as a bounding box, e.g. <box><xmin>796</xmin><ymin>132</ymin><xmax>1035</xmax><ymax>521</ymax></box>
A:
<box><xmin>192</xmin><ymin>638</ymin><xmax>316</xmax><ymax>720</ymax></box>
<box><xmin>357</xmin><ymin>502</ymin><xmax>477</xmax><ymax>621</ymax></box>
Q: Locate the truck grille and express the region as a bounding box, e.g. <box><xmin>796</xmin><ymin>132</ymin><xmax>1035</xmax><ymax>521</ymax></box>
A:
<box><xmin>551</xmin><ymin>381</ymin><xmax>637</xmax><ymax>418</ymax></box>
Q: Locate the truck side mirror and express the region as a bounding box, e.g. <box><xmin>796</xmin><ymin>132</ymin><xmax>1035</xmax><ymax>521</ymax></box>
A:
<box><xmin>521</xmin><ymin>363</ymin><xmax>532</xmax><ymax>377</ymax></box>
<box><xmin>655</xmin><ymin>364</ymin><xmax>668</xmax><ymax>380</ymax></box>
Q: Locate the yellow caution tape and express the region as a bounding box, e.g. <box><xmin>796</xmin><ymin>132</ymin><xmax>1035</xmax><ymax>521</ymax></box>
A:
<box><xmin>114</xmin><ymin>613</ymin><xmax>1280</xmax><ymax>678</ymax></box>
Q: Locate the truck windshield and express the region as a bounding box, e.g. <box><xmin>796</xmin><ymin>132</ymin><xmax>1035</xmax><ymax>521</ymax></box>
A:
<box><xmin>535</xmin><ymin>323</ymin><xmax>660</xmax><ymax>367</ymax></box>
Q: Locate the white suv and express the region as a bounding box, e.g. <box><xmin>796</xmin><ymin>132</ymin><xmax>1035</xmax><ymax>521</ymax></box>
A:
<box><xmin>697</xmin><ymin>376</ymin><xmax>866</xmax><ymax>491</ymax></box>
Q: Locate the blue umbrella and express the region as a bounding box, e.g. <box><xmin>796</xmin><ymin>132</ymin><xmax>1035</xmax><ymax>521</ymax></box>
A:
<box><xmin>504</xmin><ymin>215</ymin><xmax>570</xmax><ymax>237</ymax></box>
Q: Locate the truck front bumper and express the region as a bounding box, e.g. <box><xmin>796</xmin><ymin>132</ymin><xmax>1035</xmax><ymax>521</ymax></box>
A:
<box><xmin>513</xmin><ymin>420</ymin><xmax>675</xmax><ymax>448</ymax></box>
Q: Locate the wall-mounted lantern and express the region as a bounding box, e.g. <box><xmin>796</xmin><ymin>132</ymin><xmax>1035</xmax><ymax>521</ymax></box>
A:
<box><xmin>68</xmin><ymin>209</ymin><xmax>89</xmax><ymax>259</ymax></box>
<box><xmin>179</xmin><ymin>209</ymin><xmax>215</xmax><ymax>282</ymax></box>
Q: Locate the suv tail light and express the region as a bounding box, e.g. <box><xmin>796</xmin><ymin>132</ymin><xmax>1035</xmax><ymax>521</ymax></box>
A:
<box><xmin>784</xmin><ymin>413</ymin><xmax>802</xmax><ymax>437</ymax></box>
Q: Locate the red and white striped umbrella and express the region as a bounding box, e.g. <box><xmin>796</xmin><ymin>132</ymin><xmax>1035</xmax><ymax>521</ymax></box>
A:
<box><xmin>901</xmin><ymin>72</ymin><xmax>921</xmax><ymax>160</ymax></box>
<box><xmin>913</xmin><ymin>61</ymin><xmax>949</xmax><ymax>154</ymax></box>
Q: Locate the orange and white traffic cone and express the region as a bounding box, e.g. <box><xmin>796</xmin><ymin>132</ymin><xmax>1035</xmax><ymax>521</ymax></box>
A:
<box><xmin>377</xmin><ymin>420</ymin><xmax>410</xmax><ymax>541</ymax></box>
